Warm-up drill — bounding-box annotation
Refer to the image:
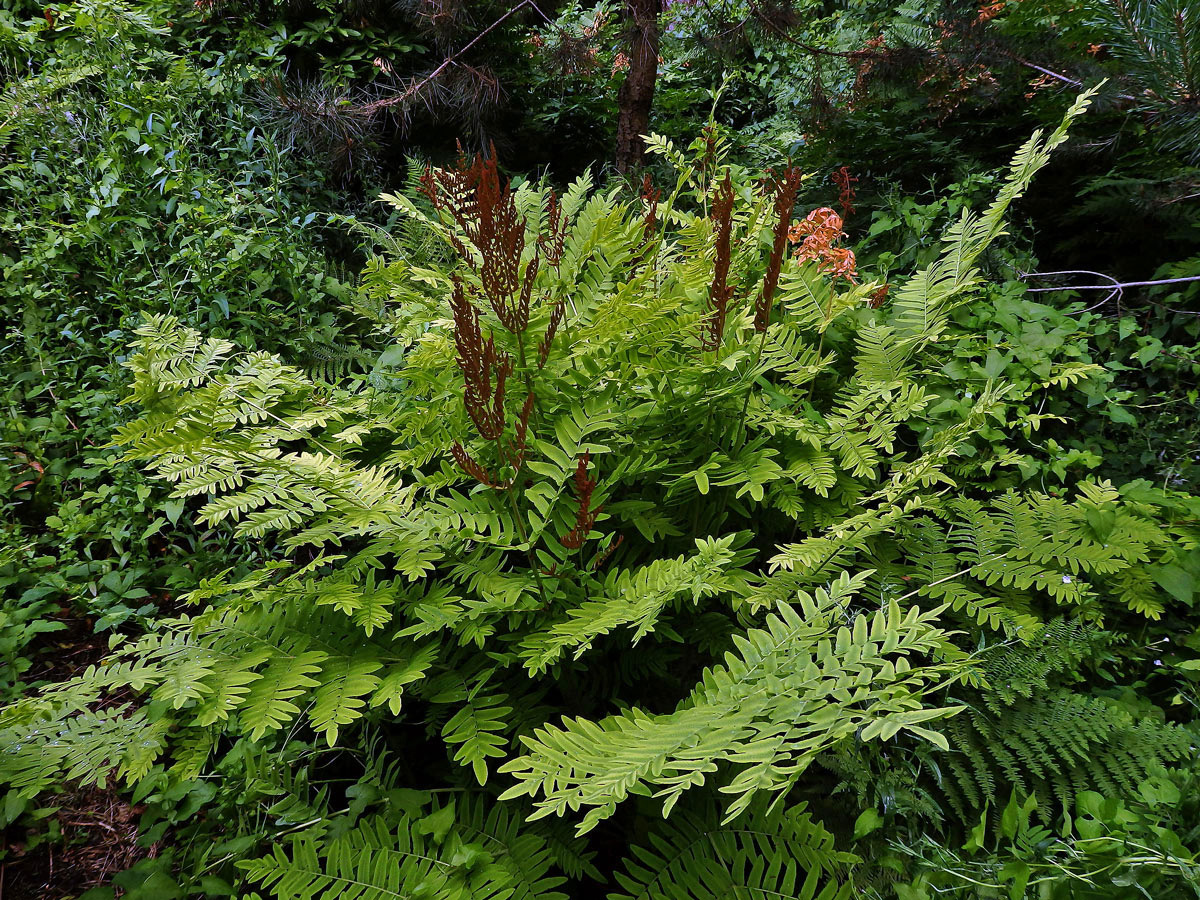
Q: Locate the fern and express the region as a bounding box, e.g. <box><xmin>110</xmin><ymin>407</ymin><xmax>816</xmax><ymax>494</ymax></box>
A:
<box><xmin>500</xmin><ymin>572</ymin><xmax>966</xmax><ymax>833</ymax></box>
<box><xmin>4</xmin><ymin>95</ymin><xmax>1195</xmax><ymax>899</ymax></box>
<box><xmin>888</xmin><ymin>87</ymin><xmax>1098</xmax><ymax>351</ymax></box>
<box><xmin>611</xmin><ymin>800</ymin><xmax>857</xmax><ymax>900</ymax></box>
<box><xmin>241</xmin><ymin>815</ymin><xmax>511</xmax><ymax>900</ymax></box>
<box><xmin>943</xmin><ymin>689</ymin><xmax>1193</xmax><ymax>820</ymax></box>
<box><xmin>455</xmin><ymin>796</ymin><xmax>585</xmax><ymax>900</ymax></box>
<box><xmin>518</xmin><ymin>536</ymin><xmax>754</xmax><ymax>674</ymax></box>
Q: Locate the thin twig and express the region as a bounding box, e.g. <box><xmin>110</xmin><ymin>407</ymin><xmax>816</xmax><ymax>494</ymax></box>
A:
<box><xmin>1162</xmin><ymin>190</ymin><xmax>1200</xmax><ymax>205</ymax></box>
<box><xmin>1022</xmin><ymin>273</ymin><xmax>1200</xmax><ymax>292</ymax></box>
<box><xmin>1004</xmin><ymin>51</ymin><xmax>1136</xmax><ymax>101</ymax></box>
<box><xmin>355</xmin><ymin>1</ymin><xmax>541</xmax><ymax>117</ymax></box>
<box><xmin>1016</xmin><ymin>56</ymin><xmax>1083</xmax><ymax>88</ymax></box>
<box><xmin>1018</xmin><ymin>269</ymin><xmax>1200</xmax><ymax>313</ymax></box>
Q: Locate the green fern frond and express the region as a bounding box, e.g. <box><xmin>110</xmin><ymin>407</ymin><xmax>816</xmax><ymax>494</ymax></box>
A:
<box><xmin>241</xmin><ymin>815</ymin><xmax>505</xmax><ymax>900</ymax></box>
<box><xmin>501</xmin><ymin>572</ymin><xmax>966</xmax><ymax>833</ymax></box>
<box><xmin>610</xmin><ymin>800</ymin><xmax>856</xmax><ymax>900</ymax></box>
<box><xmin>943</xmin><ymin>690</ymin><xmax>1193</xmax><ymax>820</ymax></box>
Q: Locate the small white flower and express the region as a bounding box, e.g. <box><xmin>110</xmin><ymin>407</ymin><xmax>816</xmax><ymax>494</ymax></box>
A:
<box><xmin>1154</xmin><ymin>660</ymin><xmax>1163</xmax><ymax>666</ymax></box>
<box><xmin>1062</xmin><ymin>575</ymin><xmax>1072</xmax><ymax>584</ymax></box>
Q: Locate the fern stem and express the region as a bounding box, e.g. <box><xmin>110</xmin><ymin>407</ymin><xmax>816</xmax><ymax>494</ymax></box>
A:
<box><xmin>806</xmin><ymin>295</ymin><xmax>835</xmax><ymax>403</ymax></box>
<box><xmin>732</xmin><ymin>326</ymin><xmax>771</xmax><ymax>453</ymax></box>
<box><xmin>496</xmin><ymin>433</ymin><xmax>549</xmax><ymax>607</ymax></box>
<box><xmin>892</xmin><ymin>553</ymin><xmax>1006</xmax><ymax>606</ymax></box>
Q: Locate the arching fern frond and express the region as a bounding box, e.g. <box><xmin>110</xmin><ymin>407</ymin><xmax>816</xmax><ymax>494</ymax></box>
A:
<box><xmin>500</xmin><ymin>572</ymin><xmax>967</xmax><ymax>834</ymax></box>
<box><xmin>610</xmin><ymin>801</ymin><xmax>857</xmax><ymax>900</ymax></box>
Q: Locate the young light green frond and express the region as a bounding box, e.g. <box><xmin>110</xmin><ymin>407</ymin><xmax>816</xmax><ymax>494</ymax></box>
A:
<box><xmin>440</xmin><ymin>688</ymin><xmax>513</xmax><ymax>785</ymax></box>
<box><xmin>519</xmin><ymin>536</ymin><xmax>753</xmax><ymax>673</ymax></box>
<box><xmin>242</xmin><ymin>649</ymin><xmax>328</xmax><ymax>742</ymax></box>
<box><xmin>500</xmin><ymin>572</ymin><xmax>965</xmax><ymax>834</ymax></box>
<box><xmin>889</xmin><ymin>88</ymin><xmax>1099</xmax><ymax>350</ymax></box>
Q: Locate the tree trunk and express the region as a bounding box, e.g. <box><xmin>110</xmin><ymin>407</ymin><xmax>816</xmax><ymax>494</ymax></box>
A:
<box><xmin>614</xmin><ymin>0</ymin><xmax>662</xmax><ymax>174</ymax></box>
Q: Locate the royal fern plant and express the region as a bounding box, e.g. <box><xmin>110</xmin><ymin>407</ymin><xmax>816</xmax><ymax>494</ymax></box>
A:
<box><xmin>3</xmin><ymin>87</ymin><xmax>1199</xmax><ymax>898</ymax></box>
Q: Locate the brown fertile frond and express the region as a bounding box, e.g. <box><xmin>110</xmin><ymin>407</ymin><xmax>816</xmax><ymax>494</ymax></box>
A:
<box><xmin>418</xmin><ymin>165</ymin><xmax>441</xmax><ymax>209</ymax></box>
<box><xmin>559</xmin><ymin>452</ymin><xmax>600</xmax><ymax>550</ymax></box>
<box><xmin>473</xmin><ymin>151</ymin><xmax>528</xmax><ymax>330</ymax></box>
<box><xmin>509</xmin><ymin>391</ymin><xmax>536</xmax><ymax>470</ymax></box>
<box><xmin>451</xmin><ymin>276</ymin><xmax>484</xmax><ymax>374</ymax></box>
<box><xmin>427</xmin><ymin>150</ymin><xmax>536</xmax><ymax>333</ymax></box>
<box><xmin>451</xmin><ymin>277</ymin><xmax>511</xmax><ymax>440</ymax></box>
<box><xmin>538</xmin><ymin>190</ymin><xmax>568</xmax><ymax>268</ymax></box>
<box><xmin>637</xmin><ymin>173</ymin><xmax>661</xmax><ymax>262</ymax></box>
<box><xmin>513</xmin><ymin>254</ymin><xmax>539</xmax><ymax>332</ymax></box>
<box><xmin>755</xmin><ymin>164</ymin><xmax>803</xmax><ymax>333</ymax></box>
<box><xmin>451</xmin><ymin>441</ymin><xmax>500</xmax><ymax>487</ymax></box>
<box><xmin>700</xmin><ymin>123</ymin><xmax>719</xmax><ymax>173</ymax></box>
<box><xmin>701</xmin><ymin>172</ymin><xmax>736</xmax><ymax>351</ymax></box>
<box><xmin>627</xmin><ymin>174</ymin><xmax>661</xmax><ymax>272</ymax></box>
<box><xmin>641</xmin><ymin>173</ymin><xmax>660</xmax><ymax>233</ymax></box>
<box><xmin>832</xmin><ymin>166</ymin><xmax>858</xmax><ymax>220</ymax></box>
<box><xmin>538</xmin><ymin>299</ymin><xmax>565</xmax><ymax>369</ymax></box>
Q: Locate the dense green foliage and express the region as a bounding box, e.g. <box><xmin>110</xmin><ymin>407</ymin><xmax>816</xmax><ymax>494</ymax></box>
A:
<box><xmin>0</xmin><ymin>0</ymin><xmax>360</xmax><ymax>695</ymax></box>
<box><xmin>2</xmin><ymin>1</ymin><xmax>1199</xmax><ymax>899</ymax></box>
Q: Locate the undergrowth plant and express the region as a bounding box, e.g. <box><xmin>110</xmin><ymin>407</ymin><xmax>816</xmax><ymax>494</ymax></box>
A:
<box><xmin>0</xmin><ymin>0</ymin><xmax>350</xmax><ymax>691</ymax></box>
<box><xmin>3</xmin><ymin>89</ymin><xmax>1200</xmax><ymax>898</ymax></box>
<box><xmin>0</xmin><ymin>3</ymin><xmax>358</xmax><ymax>887</ymax></box>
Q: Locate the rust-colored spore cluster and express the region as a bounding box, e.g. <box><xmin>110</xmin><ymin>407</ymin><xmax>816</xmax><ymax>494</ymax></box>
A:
<box><xmin>451</xmin><ymin>440</ymin><xmax>501</xmax><ymax>488</ymax></box>
<box><xmin>538</xmin><ymin>189</ymin><xmax>568</xmax><ymax>269</ymax></box>
<box><xmin>424</xmin><ymin>150</ymin><xmax>572</xmax><ymax>488</ymax></box>
<box><xmin>640</xmin><ymin>173</ymin><xmax>660</xmax><ymax>239</ymax></box>
<box><xmin>538</xmin><ymin>299</ymin><xmax>565</xmax><ymax>369</ymax></box>
<box><xmin>451</xmin><ymin>277</ymin><xmax>511</xmax><ymax>441</ymax></box>
<box><xmin>755</xmin><ymin>164</ymin><xmax>804</xmax><ymax>333</ymax></box>
<box><xmin>702</xmin><ymin>172</ymin><xmax>736</xmax><ymax>351</ymax></box>
<box><xmin>473</xmin><ymin>154</ymin><xmax>534</xmax><ymax>331</ymax></box>
<box><xmin>788</xmin><ymin>207</ymin><xmax>858</xmax><ymax>283</ymax></box>
<box><xmin>560</xmin><ymin>452</ymin><xmax>600</xmax><ymax>549</ymax></box>
<box><xmin>450</xmin><ymin>388</ymin><xmax>534</xmax><ymax>490</ymax></box>
<box><xmin>831</xmin><ymin>166</ymin><xmax>858</xmax><ymax>220</ymax></box>
<box><xmin>512</xmin><ymin>391</ymin><xmax>535</xmax><ymax>468</ymax></box>
<box><xmin>420</xmin><ymin>149</ymin><xmax>544</xmax><ymax>332</ymax></box>
<box><xmin>632</xmin><ymin>173</ymin><xmax>662</xmax><ymax>270</ymax></box>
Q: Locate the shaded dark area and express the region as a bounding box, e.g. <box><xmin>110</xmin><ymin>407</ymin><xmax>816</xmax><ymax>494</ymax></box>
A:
<box><xmin>3</xmin><ymin>789</ymin><xmax>151</xmax><ymax>900</ymax></box>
